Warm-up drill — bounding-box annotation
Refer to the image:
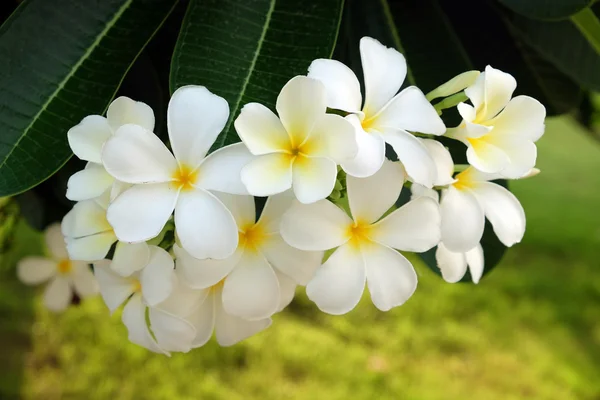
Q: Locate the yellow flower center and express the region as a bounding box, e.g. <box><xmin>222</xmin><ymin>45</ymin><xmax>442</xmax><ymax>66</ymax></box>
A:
<box><xmin>346</xmin><ymin>221</ymin><xmax>372</xmax><ymax>249</ymax></box>
<box><xmin>173</xmin><ymin>164</ymin><xmax>199</xmax><ymax>191</ymax></box>
<box><xmin>210</xmin><ymin>279</ymin><xmax>225</xmax><ymax>293</ymax></box>
<box><xmin>57</xmin><ymin>259</ymin><xmax>72</xmax><ymax>275</ymax></box>
<box><xmin>131</xmin><ymin>279</ymin><xmax>142</xmax><ymax>293</ymax></box>
<box><xmin>453</xmin><ymin>168</ymin><xmax>477</xmax><ymax>191</ymax></box>
<box><xmin>361</xmin><ymin>116</ymin><xmax>376</xmax><ymax>132</ymax></box>
<box><xmin>239</xmin><ymin>223</ymin><xmax>268</xmax><ymax>252</ymax></box>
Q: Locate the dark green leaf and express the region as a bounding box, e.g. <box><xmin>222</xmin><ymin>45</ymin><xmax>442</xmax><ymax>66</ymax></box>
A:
<box><xmin>0</xmin><ymin>0</ymin><xmax>178</xmax><ymax>196</ymax></box>
<box><xmin>508</xmin><ymin>12</ymin><xmax>600</xmax><ymax>91</ymax></box>
<box><xmin>170</xmin><ymin>0</ymin><xmax>344</xmax><ymax>150</ymax></box>
<box><xmin>496</xmin><ymin>0</ymin><xmax>593</xmax><ymax>20</ymax></box>
<box><xmin>439</xmin><ymin>0</ymin><xmax>581</xmax><ymax>116</ymax></box>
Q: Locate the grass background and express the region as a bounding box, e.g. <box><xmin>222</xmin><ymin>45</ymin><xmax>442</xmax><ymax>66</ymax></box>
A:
<box><xmin>0</xmin><ymin>116</ymin><xmax>599</xmax><ymax>400</ymax></box>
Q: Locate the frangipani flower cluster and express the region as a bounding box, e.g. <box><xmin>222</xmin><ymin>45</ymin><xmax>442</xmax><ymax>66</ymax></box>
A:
<box><xmin>17</xmin><ymin>36</ymin><xmax>545</xmax><ymax>354</ymax></box>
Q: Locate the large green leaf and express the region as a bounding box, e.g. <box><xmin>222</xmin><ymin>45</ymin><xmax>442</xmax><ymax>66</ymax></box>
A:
<box><xmin>0</xmin><ymin>0</ymin><xmax>178</xmax><ymax>197</ymax></box>
<box><xmin>170</xmin><ymin>0</ymin><xmax>344</xmax><ymax>149</ymax></box>
<box><xmin>496</xmin><ymin>0</ymin><xmax>594</xmax><ymax>20</ymax></box>
<box><xmin>508</xmin><ymin>12</ymin><xmax>600</xmax><ymax>91</ymax></box>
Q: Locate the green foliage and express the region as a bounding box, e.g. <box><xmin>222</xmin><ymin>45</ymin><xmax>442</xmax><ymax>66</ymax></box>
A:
<box><xmin>0</xmin><ymin>0</ymin><xmax>178</xmax><ymax>197</ymax></box>
<box><xmin>170</xmin><ymin>0</ymin><xmax>344</xmax><ymax>149</ymax></box>
<box><xmin>497</xmin><ymin>0</ymin><xmax>594</xmax><ymax>20</ymax></box>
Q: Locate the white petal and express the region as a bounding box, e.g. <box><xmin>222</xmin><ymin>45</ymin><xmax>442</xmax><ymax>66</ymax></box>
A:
<box><xmin>107</xmin><ymin>183</ymin><xmax>178</xmax><ymax>243</ymax></box>
<box><xmin>222</xmin><ymin>252</ymin><xmax>280</xmax><ymax>320</ymax></box>
<box><xmin>276</xmin><ymin>76</ymin><xmax>326</xmax><ymax>146</ymax></box>
<box><xmin>234</xmin><ymin>103</ymin><xmax>290</xmax><ymax>155</ymax></box>
<box><xmin>93</xmin><ymin>260</ymin><xmax>134</xmax><ymax>313</ymax></box>
<box><xmin>256</xmin><ymin>191</ymin><xmax>295</xmax><ymax>234</ymax></box>
<box><xmin>371</xmin><ymin>196</ymin><xmax>441</xmax><ymax>252</ymax></box>
<box><xmin>214</xmin><ymin>288</ymin><xmax>272</xmax><ymax>346</ymax></box>
<box><xmin>187</xmin><ymin>289</ymin><xmax>216</xmax><ymax>348</ymax></box>
<box><xmin>45</xmin><ymin>223</ymin><xmax>68</xmax><ymax>259</ymax></box>
<box><xmin>261</xmin><ymin>235</ymin><xmax>323</xmax><ymax>285</ymax></box>
<box><xmin>67</xmin><ymin>115</ymin><xmax>112</xmax><ymax>163</ymax></box>
<box><xmin>371</xmin><ymin>87</ymin><xmax>445</xmax><ymax>135</ymax></box>
<box><xmin>241</xmin><ymin>153</ymin><xmax>293</xmax><ymax>197</ymax></box>
<box><xmin>17</xmin><ymin>257</ymin><xmax>56</xmax><ymax>285</ymax></box>
<box><xmin>274</xmin><ymin>269</ymin><xmax>296</xmax><ymax>311</ymax></box>
<box><xmin>470</xmin><ymin>182</ymin><xmax>525</xmax><ymax>247</ymax></box>
<box><xmin>111</xmin><ymin>242</ymin><xmax>150</xmax><ymax>277</ymax></box>
<box><xmin>158</xmin><ymin>275</ymin><xmax>208</xmax><ymax>317</ymax></box>
<box><xmin>466</xmin><ymin>139</ymin><xmax>510</xmax><ymax>174</ymax></box>
<box><xmin>488</xmin><ymin>96</ymin><xmax>546</xmax><ymax>142</ymax></box>
<box><xmin>306</xmin><ymin>244</ymin><xmax>366</xmax><ymax>315</ymax></box>
<box><xmin>340</xmin><ymin>116</ymin><xmax>386</xmax><ymax>178</ymax></box>
<box><xmin>149</xmin><ymin>307</ymin><xmax>196</xmax><ymax>353</ymax></box>
<box><xmin>457</xmin><ymin>102</ymin><xmax>476</xmax><ymax>122</ymax></box>
<box><xmin>383</xmin><ymin>129</ymin><xmax>437</xmax><ymax>188</ymax></box>
<box><xmin>173</xmin><ymin>243</ymin><xmax>240</xmax><ymax>289</ymax></box>
<box><xmin>464</xmin><ymin>72</ymin><xmax>485</xmax><ymax>112</ymax></box>
<box><xmin>280</xmin><ymin>200</ymin><xmax>351</xmax><ymax>251</ymax></box>
<box><xmin>66</xmin><ymin>232</ymin><xmax>116</xmax><ymax>262</ymax></box>
<box><xmin>363</xmin><ymin>243</ymin><xmax>417</xmax><ymax>311</ymax></box>
<box><xmin>175</xmin><ymin>189</ymin><xmax>238</xmax><ymax>259</ymax></box>
<box><xmin>360</xmin><ymin>37</ymin><xmax>406</xmax><ymax>115</ymax></box>
<box><xmin>420</xmin><ymin>139</ymin><xmax>455</xmax><ymax>186</ymax></box>
<box><xmin>71</xmin><ymin>263</ymin><xmax>98</xmax><ymax>297</ymax></box>
<box><xmin>304</xmin><ymin>114</ymin><xmax>358</xmax><ymax>163</ymax></box>
<box><xmin>493</xmin><ymin>139</ymin><xmax>537</xmax><ymax>179</ymax></box>
<box><xmin>410</xmin><ymin>183</ymin><xmax>439</xmax><ymax>202</ymax></box>
<box><xmin>435</xmin><ymin>242</ymin><xmax>468</xmax><ymax>283</ymax></box>
<box><xmin>212</xmin><ymin>192</ymin><xmax>256</xmax><ymax>229</ymax></box>
<box><xmin>347</xmin><ymin>159</ymin><xmax>405</xmax><ymax>224</ymax></box>
<box><xmin>106</xmin><ymin>96</ymin><xmax>155</xmax><ymax>132</ymax></box>
<box><xmin>122</xmin><ymin>294</ymin><xmax>166</xmax><ymax>355</ymax></box>
<box><xmin>307</xmin><ymin>58</ymin><xmax>362</xmax><ymax>112</ymax></box>
<box><xmin>168</xmin><ymin>85</ymin><xmax>229</xmax><ymax>167</ymax></box>
<box><xmin>195</xmin><ymin>143</ymin><xmax>254</xmax><ymax>195</ymax></box>
<box><xmin>102</xmin><ymin>124</ymin><xmax>176</xmax><ymax>184</ymax></box>
<box><xmin>466</xmin><ymin>244</ymin><xmax>485</xmax><ymax>283</ymax></box>
<box><xmin>66</xmin><ymin>163</ymin><xmax>114</xmax><ymax>201</ymax></box>
<box><xmin>440</xmin><ymin>186</ymin><xmax>485</xmax><ymax>252</ymax></box>
<box><xmin>62</xmin><ymin>200</ymin><xmax>111</xmax><ymax>238</ymax></box>
<box><xmin>140</xmin><ymin>246</ymin><xmax>175</xmax><ymax>307</ymax></box>
<box><xmin>292</xmin><ymin>155</ymin><xmax>337</xmax><ymax>204</ymax></box>
<box><xmin>43</xmin><ymin>276</ymin><xmax>72</xmax><ymax>312</ymax></box>
<box><xmin>480</xmin><ymin>65</ymin><xmax>517</xmax><ymax>120</ymax></box>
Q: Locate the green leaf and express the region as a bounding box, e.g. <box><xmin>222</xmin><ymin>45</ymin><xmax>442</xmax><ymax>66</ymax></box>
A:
<box><xmin>0</xmin><ymin>0</ymin><xmax>178</xmax><ymax>197</ymax></box>
<box><xmin>497</xmin><ymin>0</ymin><xmax>594</xmax><ymax>20</ymax></box>
<box><xmin>508</xmin><ymin>12</ymin><xmax>600</xmax><ymax>91</ymax></box>
<box><xmin>571</xmin><ymin>7</ymin><xmax>600</xmax><ymax>55</ymax></box>
<box><xmin>170</xmin><ymin>0</ymin><xmax>344</xmax><ymax>150</ymax></box>
<box><xmin>439</xmin><ymin>0</ymin><xmax>582</xmax><ymax>116</ymax></box>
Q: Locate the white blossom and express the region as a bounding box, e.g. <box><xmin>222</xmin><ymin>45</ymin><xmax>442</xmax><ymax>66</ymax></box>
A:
<box><xmin>308</xmin><ymin>37</ymin><xmax>445</xmax><ymax>183</ymax></box>
<box><xmin>17</xmin><ymin>223</ymin><xmax>98</xmax><ymax>312</ymax></box>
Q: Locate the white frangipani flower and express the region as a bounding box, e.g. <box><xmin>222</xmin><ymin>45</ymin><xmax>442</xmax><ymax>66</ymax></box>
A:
<box><xmin>435</xmin><ymin>242</ymin><xmax>484</xmax><ymax>284</ymax></box>
<box><xmin>450</xmin><ymin>66</ymin><xmax>546</xmax><ymax>178</ymax></box>
<box><xmin>61</xmin><ymin>193</ymin><xmax>148</xmax><ymax>270</ymax></box>
<box><xmin>440</xmin><ymin>167</ymin><xmax>525</xmax><ymax>253</ymax></box>
<box><xmin>158</xmin><ymin>274</ymin><xmax>273</xmax><ymax>348</ymax></box>
<box><xmin>102</xmin><ymin>86</ymin><xmax>254</xmax><ymax>260</ymax></box>
<box><xmin>66</xmin><ymin>97</ymin><xmax>154</xmax><ymax>201</ymax></box>
<box><xmin>235</xmin><ymin>76</ymin><xmax>357</xmax><ymax>204</ymax></box>
<box><xmin>308</xmin><ymin>37</ymin><xmax>445</xmax><ymax>183</ymax></box>
<box><xmin>281</xmin><ymin>160</ymin><xmax>441</xmax><ymax>315</ymax></box>
<box><xmin>93</xmin><ymin>246</ymin><xmax>195</xmax><ymax>355</ymax></box>
<box><xmin>17</xmin><ymin>223</ymin><xmax>98</xmax><ymax>312</ymax></box>
<box><xmin>174</xmin><ymin>192</ymin><xmax>322</xmax><ymax>320</ymax></box>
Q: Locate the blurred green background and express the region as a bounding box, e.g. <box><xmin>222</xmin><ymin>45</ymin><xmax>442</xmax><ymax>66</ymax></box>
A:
<box><xmin>0</xmin><ymin>116</ymin><xmax>599</xmax><ymax>400</ymax></box>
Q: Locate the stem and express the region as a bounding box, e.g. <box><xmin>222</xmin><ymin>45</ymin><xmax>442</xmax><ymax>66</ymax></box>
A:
<box><xmin>571</xmin><ymin>7</ymin><xmax>600</xmax><ymax>56</ymax></box>
<box><xmin>453</xmin><ymin>164</ymin><xmax>469</xmax><ymax>173</ymax></box>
